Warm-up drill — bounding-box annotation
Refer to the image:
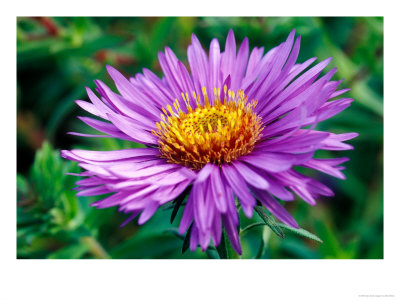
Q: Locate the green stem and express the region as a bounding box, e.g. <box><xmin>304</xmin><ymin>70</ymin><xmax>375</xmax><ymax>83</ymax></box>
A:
<box><xmin>255</xmin><ymin>226</ymin><xmax>271</xmax><ymax>259</ymax></box>
<box><xmin>80</xmin><ymin>236</ymin><xmax>110</xmax><ymax>259</ymax></box>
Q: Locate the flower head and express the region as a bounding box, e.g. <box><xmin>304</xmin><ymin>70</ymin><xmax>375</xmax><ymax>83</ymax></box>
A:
<box><xmin>155</xmin><ymin>86</ymin><xmax>263</xmax><ymax>169</ymax></box>
<box><xmin>62</xmin><ymin>29</ymin><xmax>357</xmax><ymax>254</ymax></box>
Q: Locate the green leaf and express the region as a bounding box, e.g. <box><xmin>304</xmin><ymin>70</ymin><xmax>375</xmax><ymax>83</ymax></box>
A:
<box><xmin>162</xmin><ymin>202</ymin><xmax>175</xmax><ymax>211</ymax></box>
<box><xmin>205</xmin><ymin>249</ymin><xmax>219</xmax><ymax>259</ymax></box>
<box><xmin>254</xmin><ymin>206</ymin><xmax>285</xmax><ymax>238</ymax></box>
<box><xmin>80</xmin><ymin>236</ymin><xmax>111</xmax><ymax>259</ymax></box>
<box><xmin>280</xmin><ymin>238</ymin><xmax>320</xmax><ymax>259</ymax></box>
<box><xmin>277</xmin><ymin>223</ymin><xmax>323</xmax><ymax>243</ymax></box>
<box><xmin>163</xmin><ymin>228</ymin><xmax>184</xmax><ymax>240</ymax></box>
<box><xmin>17</xmin><ymin>174</ymin><xmax>29</xmax><ymax>196</ymax></box>
<box><xmin>47</xmin><ymin>243</ymin><xmax>89</xmax><ymax>259</ymax></box>
<box><xmin>170</xmin><ymin>186</ymin><xmax>190</xmax><ymax>224</ymax></box>
<box><xmin>216</xmin><ymin>232</ymin><xmax>228</xmax><ymax>259</ymax></box>
<box><xmin>182</xmin><ymin>223</ymin><xmax>193</xmax><ymax>254</ymax></box>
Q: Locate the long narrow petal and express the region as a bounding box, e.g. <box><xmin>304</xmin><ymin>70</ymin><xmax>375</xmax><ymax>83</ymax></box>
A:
<box><xmin>222</xmin><ymin>164</ymin><xmax>256</xmax><ymax>218</ymax></box>
<box><xmin>252</xmin><ymin>188</ymin><xmax>299</xmax><ymax>228</ymax></box>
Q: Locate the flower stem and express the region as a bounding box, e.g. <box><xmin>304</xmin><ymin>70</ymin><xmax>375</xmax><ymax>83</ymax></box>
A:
<box><xmin>80</xmin><ymin>236</ymin><xmax>111</xmax><ymax>259</ymax></box>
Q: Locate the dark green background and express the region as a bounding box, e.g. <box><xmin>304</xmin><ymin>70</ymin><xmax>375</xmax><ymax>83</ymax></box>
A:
<box><xmin>17</xmin><ymin>17</ymin><xmax>383</xmax><ymax>259</ymax></box>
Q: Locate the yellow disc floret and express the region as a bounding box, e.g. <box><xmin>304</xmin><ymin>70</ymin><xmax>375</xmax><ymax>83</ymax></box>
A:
<box><xmin>153</xmin><ymin>86</ymin><xmax>263</xmax><ymax>170</ymax></box>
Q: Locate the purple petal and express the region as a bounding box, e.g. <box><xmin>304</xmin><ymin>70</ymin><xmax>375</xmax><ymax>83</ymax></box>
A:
<box><xmin>106</xmin><ymin>113</ymin><xmax>158</xmax><ymax>145</ymax></box>
<box><xmin>108</xmin><ymin>163</ymin><xmax>179</xmax><ymax>179</ymax></box>
<box><xmin>209</xmin><ymin>165</ymin><xmax>228</xmax><ymax>213</ymax></box>
<box><xmin>62</xmin><ymin>148</ymin><xmax>159</xmax><ymax>162</ymax></box>
<box><xmin>106</xmin><ymin>65</ymin><xmax>160</xmax><ymax>117</ymax></box>
<box><xmin>221</xmin><ymin>29</ymin><xmax>236</xmax><ymax>83</ymax></box>
<box><xmin>319</xmin><ymin>132</ymin><xmax>358</xmax><ymax>150</ymax></box>
<box><xmin>179</xmin><ymin>191</ymin><xmax>194</xmax><ymax>235</ymax></box>
<box><xmin>138</xmin><ymin>201</ymin><xmax>159</xmax><ymax>225</ymax></box>
<box><xmin>95</xmin><ymin>79</ymin><xmax>159</xmax><ymax>126</ymax></box>
<box><xmin>195</xmin><ymin>163</ymin><xmax>214</xmax><ymax>183</ymax></box>
<box><xmin>222</xmin><ymin>214</ymin><xmax>242</xmax><ymax>255</ymax></box>
<box><xmin>208</xmin><ymin>38</ymin><xmax>222</xmax><ymax>99</ymax></box>
<box><xmin>231</xmin><ymin>37</ymin><xmax>249</xmax><ymax>91</ymax></box>
<box><xmin>76</xmin><ymin>186</ymin><xmax>109</xmax><ymax>197</ymax></box>
<box><xmin>192</xmin><ymin>180</ymin><xmax>208</xmax><ymax>232</ymax></box>
<box><xmin>302</xmin><ymin>157</ymin><xmax>349</xmax><ymax>179</ymax></box>
<box><xmin>240</xmin><ymin>152</ymin><xmax>313</xmax><ymax>173</ymax></box>
<box><xmin>252</xmin><ymin>188</ymin><xmax>299</xmax><ymax>228</ymax></box>
<box><xmin>221</xmin><ymin>164</ymin><xmax>255</xmax><ymax>218</ymax></box>
<box><xmin>231</xmin><ymin>161</ymin><xmax>269</xmax><ymax>190</ymax></box>
<box><xmin>258</xmin><ymin>131</ymin><xmax>330</xmax><ymax>153</ymax></box>
<box><xmin>190</xmin><ymin>224</ymin><xmax>199</xmax><ymax>252</ymax></box>
<box><xmin>76</xmin><ymin>116</ymin><xmax>134</xmax><ymax>141</ymax></box>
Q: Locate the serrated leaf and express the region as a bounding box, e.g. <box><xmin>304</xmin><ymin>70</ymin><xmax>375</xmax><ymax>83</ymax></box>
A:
<box><xmin>277</xmin><ymin>223</ymin><xmax>323</xmax><ymax>243</ymax></box>
<box><xmin>254</xmin><ymin>206</ymin><xmax>285</xmax><ymax>238</ymax></box>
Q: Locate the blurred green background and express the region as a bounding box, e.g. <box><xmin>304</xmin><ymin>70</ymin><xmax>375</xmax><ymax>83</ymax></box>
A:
<box><xmin>16</xmin><ymin>17</ymin><xmax>383</xmax><ymax>259</ymax></box>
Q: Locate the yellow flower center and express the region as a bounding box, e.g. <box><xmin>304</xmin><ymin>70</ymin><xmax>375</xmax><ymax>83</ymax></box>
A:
<box><xmin>153</xmin><ymin>86</ymin><xmax>263</xmax><ymax>170</ymax></box>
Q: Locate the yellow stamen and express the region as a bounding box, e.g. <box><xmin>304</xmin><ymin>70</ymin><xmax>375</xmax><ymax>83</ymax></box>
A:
<box><xmin>154</xmin><ymin>87</ymin><xmax>263</xmax><ymax>170</ymax></box>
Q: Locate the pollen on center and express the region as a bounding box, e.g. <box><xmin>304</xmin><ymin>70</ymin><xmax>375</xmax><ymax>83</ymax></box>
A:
<box><xmin>153</xmin><ymin>86</ymin><xmax>263</xmax><ymax>170</ymax></box>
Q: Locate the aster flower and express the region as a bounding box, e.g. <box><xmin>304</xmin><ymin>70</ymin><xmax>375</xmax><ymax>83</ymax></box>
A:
<box><xmin>61</xmin><ymin>29</ymin><xmax>357</xmax><ymax>255</ymax></box>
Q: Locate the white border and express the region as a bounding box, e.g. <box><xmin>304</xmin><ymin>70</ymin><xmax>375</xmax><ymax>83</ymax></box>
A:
<box><xmin>3</xmin><ymin>1</ymin><xmax>398</xmax><ymax>299</ymax></box>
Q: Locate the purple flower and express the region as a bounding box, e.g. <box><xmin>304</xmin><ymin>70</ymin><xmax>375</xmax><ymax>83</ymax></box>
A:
<box><xmin>61</xmin><ymin>29</ymin><xmax>357</xmax><ymax>255</ymax></box>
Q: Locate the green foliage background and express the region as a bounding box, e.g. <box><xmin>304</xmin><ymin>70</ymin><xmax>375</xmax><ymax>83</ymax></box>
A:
<box><xmin>17</xmin><ymin>17</ymin><xmax>383</xmax><ymax>259</ymax></box>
